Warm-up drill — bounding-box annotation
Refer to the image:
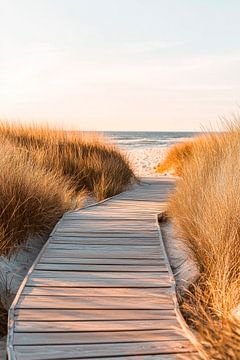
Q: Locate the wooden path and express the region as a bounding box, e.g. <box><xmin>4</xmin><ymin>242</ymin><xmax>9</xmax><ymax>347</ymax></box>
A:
<box><xmin>7</xmin><ymin>177</ymin><xmax>199</xmax><ymax>360</ymax></box>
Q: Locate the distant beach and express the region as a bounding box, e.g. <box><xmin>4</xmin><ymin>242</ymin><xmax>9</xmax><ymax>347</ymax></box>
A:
<box><xmin>105</xmin><ymin>131</ymin><xmax>199</xmax><ymax>176</ymax></box>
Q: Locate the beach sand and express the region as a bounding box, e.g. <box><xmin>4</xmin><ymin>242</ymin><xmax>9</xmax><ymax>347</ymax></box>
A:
<box><xmin>127</xmin><ymin>146</ymin><xmax>166</xmax><ymax>177</ymax></box>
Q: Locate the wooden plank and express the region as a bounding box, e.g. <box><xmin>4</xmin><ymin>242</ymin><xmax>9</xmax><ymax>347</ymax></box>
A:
<box><xmin>60</xmin><ymin>355</ymin><xmax>197</xmax><ymax>360</ymax></box>
<box><xmin>57</xmin><ymin>226</ymin><xmax>156</xmax><ymax>232</ymax></box>
<box><xmin>17</xmin><ymin>295</ymin><xmax>174</xmax><ymax>310</ymax></box>
<box><xmin>51</xmin><ymin>234</ymin><xmax>159</xmax><ymax>239</ymax></box>
<box><xmin>49</xmin><ymin>240</ymin><xmax>160</xmax><ymax>245</ymax></box>
<box><xmin>73</xmin><ymin>208</ymin><xmax>158</xmax><ymax>213</ymax></box>
<box><xmin>60</xmin><ymin>219</ymin><xmax>155</xmax><ymax>225</ymax></box>
<box><xmin>61</xmin><ymin>217</ymin><xmax>155</xmax><ymax>222</ymax></box>
<box><xmin>98</xmin><ymin>200</ymin><xmax>166</xmax><ymax>206</ymax></box>
<box><xmin>50</xmin><ymin>240</ymin><xmax>160</xmax><ymax>246</ymax></box>
<box><xmin>63</xmin><ymin>215</ymin><xmax>154</xmax><ymax>221</ymax></box>
<box><xmin>13</xmin><ymin>329</ymin><xmax>185</xmax><ymax>345</ymax></box>
<box><xmin>26</xmin><ymin>278</ymin><xmax>172</xmax><ymax>288</ymax></box>
<box><xmin>27</xmin><ymin>277</ymin><xmax>172</xmax><ymax>287</ymax></box>
<box><xmin>22</xmin><ymin>287</ymin><xmax>173</xmax><ymax>297</ymax></box>
<box><xmin>42</xmin><ymin>249</ymin><xmax>163</xmax><ymax>259</ymax></box>
<box><xmin>14</xmin><ymin>341</ymin><xmax>195</xmax><ymax>360</ymax></box>
<box><xmin>31</xmin><ymin>270</ymin><xmax>168</xmax><ymax>279</ymax></box>
<box><xmin>35</xmin><ymin>264</ymin><xmax>168</xmax><ymax>272</ymax></box>
<box><xmin>54</xmin><ymin>231</ymin><xmax>159</xmax><ymax>237</ymax></box>
<box><xmin>50</xmin><ymin>237</ymin><xmax>159</xmax><ymax>245</ymax></box>
<box><xmin>47</xmin><ymin>244</ymin><xmax>161</xmax><ymax>251</ymax></box>
<box><xmin>15</xmin><ymin>319</ymin><xmax>180</xmax><ymax>332</ymax></box>
<box><xmin>15</xmin><ymin>309</ymin><xmax>176</xmax><ymax>321</ymax></box>
<box><xmin>39</xmin><ymin>257</ymin><xmax>165</xmax><ymax>265</ymax></box>
<box><xmin>53</xmin><ymin>232</ymin><xmax>158</xmax><ymax>239</ymax></box>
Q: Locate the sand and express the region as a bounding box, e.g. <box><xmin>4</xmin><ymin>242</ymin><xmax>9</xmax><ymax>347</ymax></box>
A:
<box><xmin>126</xmin><ymin>146</ymin><xmax>166</xmax><ymax>177</ymax></box>
<box><xmin>161</xmin><ymin>221</ymin><xmax>198</xmax><ymax>290</ymax></box>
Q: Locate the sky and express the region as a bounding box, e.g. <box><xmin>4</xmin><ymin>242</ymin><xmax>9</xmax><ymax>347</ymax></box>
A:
<box><xmin>1</xmin><ymin>0</ymin><xmax>240</xmax><ymax>131</ymax></box>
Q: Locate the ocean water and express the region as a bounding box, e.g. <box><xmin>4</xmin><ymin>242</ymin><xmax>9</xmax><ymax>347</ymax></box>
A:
<box><xmin>104</xmin><ymin>131</ymin><xmax>199</xmax><ymax>150</ymax></box>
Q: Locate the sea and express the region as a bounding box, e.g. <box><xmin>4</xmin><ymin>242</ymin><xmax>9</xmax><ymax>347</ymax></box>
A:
<box><xmin>103</xmin><ymin>131</ymin><xmax>200</xmax><ymax>151</ymax></box>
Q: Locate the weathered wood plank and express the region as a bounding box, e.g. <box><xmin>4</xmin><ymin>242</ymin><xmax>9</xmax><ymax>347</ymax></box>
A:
<box><xmin>17</xmin><ymin>295</ymin><xmax>174</xmax><ymax>310</ymax></box>
<box><xmin>53</xmin><ymin>232</ymin><xmax>158</xmax><ymax>239</ymax></box>
<box><xmin>35</xmin><ymin>264</ymin><xmax>168</xmax><ymax>272</ymax></box>
<box><xmin>63</xmin><ymin>216</ymin><xmax>154</xmax><ymax>221</ymax></box>
<box><xmin>42</xmin><ymin>249</ymin><xmax>164</xmax><ymax>259</ymax></box>
<box><xmin>22</xmin><ymin>287</ymin><xmax>172</xmax><ymax>297</ymax></box>
<box><xmin>39</xmin><ymin>257</ymin><xmax>165</xmax><ymax>265</ymax></box>
<box><xmin>31</xmin><ymin>270</ymin><xmax>169</xmax><ymax>279</ymax></box>
<box><xmin>53</xmin><ymin>231</ymin><xmax>159</xmax><ymax>237</ymax></box>
<box><xmin>57</xmin><ymin>226</ymin><xmax>156</xmax><ymax>233</ymax></box>
<box><xmin>61</xmin><ymin>355</ymin><xmax>197</xmax><ymax>360</ymax></box>
<box><xmin>47</xmin><ymin>244</ymin><xmax>161</xmax><ymax>251</ymax></box>
<box><xmin>15</xmin><ymin>319</ymin><xmax>180</xmax><ymax>332</ymax></box>
<box><xmin>14</xmin><ymin>341</ymin><xmax>195</xmax><ymax>360</ymax></box>
<box><xmin>15</xmin><ymin>308</ymin><xmax>176</xmax><ymax>321</ymax></box>
<box><xmin>13</xmin><ymin>329</ymin><xmax>185</xmax><ymax>345</ymax></box>
<box><xmin>27</xmin><ymin>277</ymin><xmax>172</xmax><ymax>288</ymax></box>
<box><xmin>50</xmin><ymin>237</ymin><xmax>159</xmax><ymax>245</ymax></box>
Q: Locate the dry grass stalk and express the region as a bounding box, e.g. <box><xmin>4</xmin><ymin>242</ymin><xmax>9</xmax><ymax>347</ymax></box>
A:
<box><xmin>155</xmin><ymin>140</ymin><xmax>194</xmax><ymax>176</ymax></box>
<box><xmin>0</xmin><ymin>122</ymin><xmax>135</xmax><ymax>337</ymax></box>
<box><xmin>0</xmin><ymin>141</ymin><xmax>79</xmax><ymax>256</ymax></box>
<box><xmin>168</xmin><ymin>128</ymin><xmax>240</xmax><ymax>358</ymax></box>
<box><xmin>0</xmin><ymin>123</ymin><xmax>135</xmax><ymax>200</ymax></box>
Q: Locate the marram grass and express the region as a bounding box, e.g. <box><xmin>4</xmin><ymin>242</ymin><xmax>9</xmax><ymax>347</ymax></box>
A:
<box><xmin>168</xmin><ymin>126</ymin><xmax>240</xmax><ymax>359</ymax></box>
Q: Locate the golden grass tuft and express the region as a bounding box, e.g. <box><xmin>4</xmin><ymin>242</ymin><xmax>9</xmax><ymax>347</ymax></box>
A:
<box><xmin>0</xmin><ymin>141</ymin><xmax>79</xmax><ymax>256</ymax></box>
<box><xmin>155</xmin><ymin>140</ymin><xmax>194</xmax><ymax>176</ymax></box>
<box><xmin>168</xmin><ymin>128</ymin><xmax>240</xmax><ymax>359</ymax></box>
<box><xmin>0</xmin><ymin>122</ymin><xmax>135</xmax><ymax>255</ymax></box>
<box><xmin>0</xmin><ymin>122</ymin><xmax>135</xmax><ymax>336</ymax></box>
<box><xmin>0</xmin><ymin>123</ymin><xmax>135</xmax><ymax>200</ymax></box>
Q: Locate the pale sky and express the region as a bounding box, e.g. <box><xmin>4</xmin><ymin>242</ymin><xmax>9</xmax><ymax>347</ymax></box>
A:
<box><xmin>1</xmin><ymin>0</ymin><xmax>240</xmax><ymax>131</ymax></box>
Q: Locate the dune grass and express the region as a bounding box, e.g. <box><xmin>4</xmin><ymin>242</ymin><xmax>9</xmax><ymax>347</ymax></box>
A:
<box><xmin>0</xmin><ymin>141</ymin><xmax>80</xmax><ymax>257</ymax></box>
<box><xmin>0</xmin><ymin>122</ymin><xmax>135</xmax><ymax>253</ymax></box>
<box><xmin>168</xmin><ymin>128</ymin><xmax>240</xmax><ymax>359</ymax></box>
<box><xmin>155</xmin><ymin>140</ymin><xmax>194</xmax><ymax>176</ymax></box>
<box><xmin>0</xmin><ymin>123</ymin><xmax>135</xmax><ymax>200</ymax></box>
<box><xmin>0</xmin><ymin>122</ymin><xmax>135</xmax><ymax>336</ymax></box>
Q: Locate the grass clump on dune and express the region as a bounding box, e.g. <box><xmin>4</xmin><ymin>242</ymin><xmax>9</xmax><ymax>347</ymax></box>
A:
<box><xmin>0</xmin><ymin>122</ymin><xmax>135</xmax><ymax>255</ymax></box>
<box><xmin>0</xmin><ymin>122</ymin><xmax>135</xmax><ymax>336</ymax></box>
<box><xmin>168</xmin><ymin>126</ymin><xmax>240</xmax><ymax>359</ymax></box>
<box><xmin>155</xmin><ymin>140</ymin><xmax>194</xmax><ymax>176</ymax></box>
<box><xmin>0</xmin><ymin>123</ymin><xmax>135</xmax><ymax>200</ymax></box>
<box><xmin>0</xmin><ymin>141</ymin><xmax>79</xmax><ymax>256</ymax></box>
<box><xmin>0</xmin><ymin>140</ymin><xmax>82</xmax><ymax>335</ymax></box>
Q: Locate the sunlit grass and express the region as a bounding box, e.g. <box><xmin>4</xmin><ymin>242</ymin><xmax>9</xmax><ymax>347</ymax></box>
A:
<box><xmin>168</xmin><ymin>126</ymin><xmax>240</xmax><ymax>359</ymax></box>
<box><xmin>0</xmin><ymin>123</ymin><xmax>135</xmax><ymax>200</ymax></box>
<box><xmin>0</xmin><ymin>122</ymin><xmax>135</xmax><ymax>336</ymax></box>
<box><xmin>155</xmin><ymin>140</ymin><xmax>194</xmax><ymax>176</ymax></box>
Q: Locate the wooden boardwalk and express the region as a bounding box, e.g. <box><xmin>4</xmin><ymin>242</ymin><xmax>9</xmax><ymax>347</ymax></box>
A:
<box><xmin>7</xmin><ymin>177</ymin><xmax>199</xmax><ymax>360</ymax></box>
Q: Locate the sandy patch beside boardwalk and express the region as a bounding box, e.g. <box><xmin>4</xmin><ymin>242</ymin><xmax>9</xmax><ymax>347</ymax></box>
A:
<box><xmin>126</xmin><ymin>146</ymin><xmax>166</xmax><ymax>177</ymax></box>
<box><xmin>161</xmin><ymin>221</ymin><xmax>198</xmax><ymax>290</ymax></box>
